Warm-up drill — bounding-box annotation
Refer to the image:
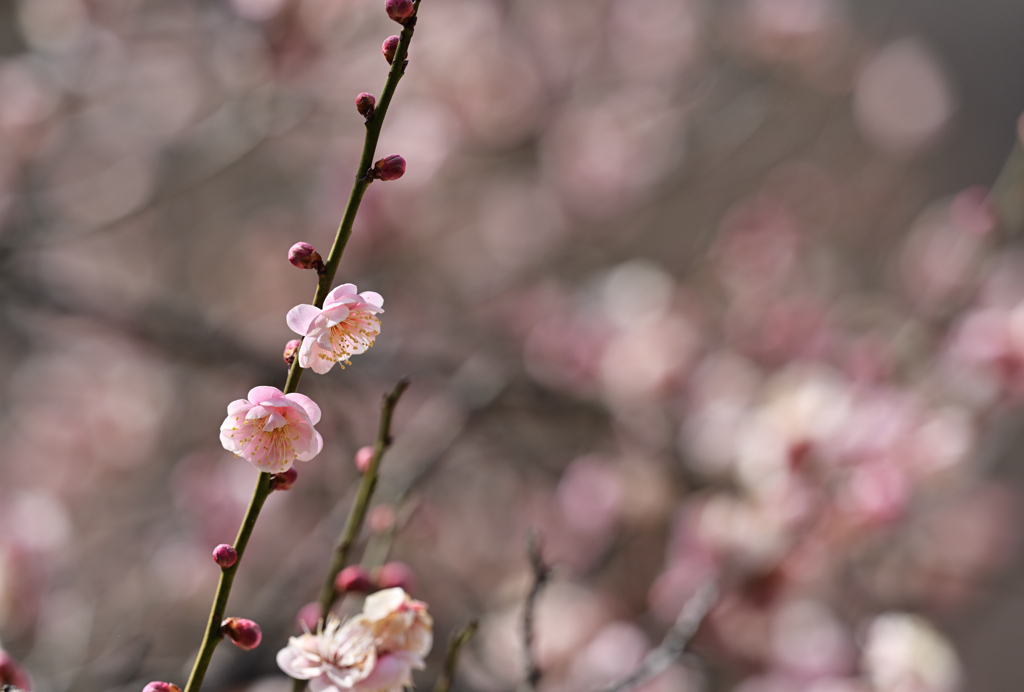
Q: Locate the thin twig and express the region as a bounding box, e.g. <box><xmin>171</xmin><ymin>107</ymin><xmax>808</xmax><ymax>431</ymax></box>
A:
<box><xmin>990</xmin><ymin>114</ymin><xmax>1024</xmax><ymax>236</ymax></box>
<box><xmin>521</xmin><ymin>532</ymin><xmax>551</xmax><ymax>692</ymax></box>
<box><xmin>595</xmin><ymin>582</ymin><xmax>719</xmax><ymax>692</ymax></box>
<box><xmin>432</xmin><ymin>620</ymin><xmax>479</xmax><ymax>692</ymax></box>
<box><xmin>315</xmin><ymin>377</ymin><xmax>411</xmax><ymax>618</ymax></box>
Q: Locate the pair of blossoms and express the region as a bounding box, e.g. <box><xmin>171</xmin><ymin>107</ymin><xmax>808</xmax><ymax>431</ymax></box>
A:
<box><xmin>219</xmin><ymin>283</ymin><xmax>383</xmax><ymax>473</ymax></box>
<box><xmin>146</xmin><ymin>588</ymin><xmax>432</xmax><ymax>692</ymax></box>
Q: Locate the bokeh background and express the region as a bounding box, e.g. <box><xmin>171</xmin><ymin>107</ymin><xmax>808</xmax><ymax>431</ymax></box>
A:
<box><xmin>1</xmin><ymin>0</ymin><xmax>1024</xmax><ymax>691</ymax></box>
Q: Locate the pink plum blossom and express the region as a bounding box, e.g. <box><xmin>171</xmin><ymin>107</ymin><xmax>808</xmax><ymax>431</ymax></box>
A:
<box><xmin>286</xmin><ymin>284</ymin><xmax>384</xmax><ymax>374</ymax></box>
<box><xmin>219</xmin><ymin>386</ymin><xmax>323</xmax><ymax>473</ymax></box>
<box><xmin>277</xmin><ymin>588</ymin><xmax>432</xmax><ymax>692</ymax></box>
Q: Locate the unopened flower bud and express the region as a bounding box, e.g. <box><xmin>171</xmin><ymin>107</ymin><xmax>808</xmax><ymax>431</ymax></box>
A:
<box><xmin>335</xmin><ymin>565</ymin><xmax>374</xmax><ymax>593</ymax></box>
<box><xmin>354</xmin><ymin>445</ymin><xmax>374</xmax><ymax>473</ymax></box>
<box><xmin>143</xmin><ymin>683</ymin><xmax>182</xmax><ymax>692</ymax></box>
<box><xmin>0</xmin><ymin>650</ymin><xmax>33</xmax><ymax>691</ymax></box>
<box><xmin>382</xmin><ymin>35</ymin><xmax>400</xmax><ymax>64</ymax></box>
<box><xmin>376</xmin><ymin>561</ymin><xmax>416</xmax><ymax>592</ymax></box>
<box><xmin>212</xmin><ymin>544</ymin><xmax>237</xmax><ymax>568</ymax></box>
<box><xmin>386</xmin><ymin>0</ymin><xmax>414</xmax><ymax>23</ymax></box>
<box><xmin>283</xmin><ymin>339</ymin><xmax>301</xmax><ymax>366</ymax></box>
<box><xmin>288</xmin><ymin>242</ymin><xmax>324</xmax><ymax>271</ymax></box>
<box><xmin>356</xmin><ymin>92</ymin><xmax>376</xmax><ymax>120</ymax></box>
<box><xmin>271</xmin><ymin>466</ymin><xmax>298</xmax><ymax>491</ymax></box>
<box><xmin>221</xmin><ymin>617</ymin><xmax>262</xmax><ymax>651</ymax></box>
<box><xmin>371</xmin><ymin>154</ymin><xmax>406</xmax><ymax>181</ymax></box>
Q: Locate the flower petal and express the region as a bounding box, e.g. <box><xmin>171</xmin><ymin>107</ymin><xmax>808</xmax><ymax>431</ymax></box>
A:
<box><xmin>248</xmin><ymin>386</ymin><xmax>285</xmax><ymax>406</ymax></box>
<box><xmin>286</xmin><ymin>393</ymin><xmax>322</xmax><ymax>424</ymax></box>
<box><xmin>359</xmin><ymin>291</ymin><xmax>384</xmax><ymax>311</ymax></box>
<box><xmin>287</xmin><ymin>304</ymin><xmax>323</xmax><ymax>336</ymax></box>
<box><xmin>325</xmin><ymin>283</ymin><xmax>359</xmax><ymax>306</ymax></box>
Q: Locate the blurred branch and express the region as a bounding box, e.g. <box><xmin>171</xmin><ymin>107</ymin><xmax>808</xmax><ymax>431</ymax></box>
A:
<box><xmin>990</xmin><ymin>114</ymin><xmax>1024</xmax><ymax>235</ymax></box>
<box><xmin>520</xmin><ymin>532</ymin><xmax>551</xmax><ymax>692</ymax></box>
<box><xmin>432</xmin><ymin>620</ymin><xmax>479</xmax><ymax>692</ymax></box>
<box><xmin>316</xmin><ymin>377</ymin><xmax>411</xmax><ymax>618</ymax></box>
<box><xmin>594</xmin><ymin>582</ymin><xmax>719</xmax><ymax>692</ymax></box>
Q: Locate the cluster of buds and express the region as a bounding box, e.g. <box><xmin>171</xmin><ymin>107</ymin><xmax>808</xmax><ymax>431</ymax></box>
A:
<box><xmin>288</xmin><ymin>242</ymin><xmax>324</xmax><ymax>272</ymax></box>
<box><xmin>334</xmin><ymin>561</ymin><xmax>416</xmax><ymax>595</ymax></box>
<box><xmin>370</xmin><ymin>154</ymin><xmax>406</xmax><ymax>182</ymax></box>
<box><xmin>221</xmin><ymin>617</ymin><xmax>262</xmax><ymax>651</ymax></box>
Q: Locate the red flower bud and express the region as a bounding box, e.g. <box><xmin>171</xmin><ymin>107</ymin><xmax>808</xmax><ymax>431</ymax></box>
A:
<box><xmin>143</xmin><ymin>683</ymin><xmax>182</xmax><ymax>692</ymax></box>
<box><xmin>376</xmin><ymin>561</ymin><xmax>416</xmax><ymax>593</ymax></box>
<box><xmin>356</xmin><ymin>92</ymin><xmax>376</xmax><ymax>120</ymax></box>
<box><xmin>271</xmin><ymin>466</ymin><xmax>298</xmax><ymax>491</ymax></box>
<box><xmin>382</xmin><ymin>35</ymin><xmax>400</xmax><ymax>64</ymax></box>
<box><xmin>371</xmin><ymin>154</ymin><xmax>406</xmax><ymax>181</ymax></box>
<box><xmin>288</xmin><ymin>242</ymin><xmax>324</xmax><ymax>271</ymax></box>
<box><xmin>386</xmin><ymin>0</ymin><xmax>414</xmax><ymax>23</ymax></box>
<box><xmin>335</xmin><ymin>565</ymin><xmax>374</xmax><ymax>593</ymax></box>
<box><xmin>212</xmin><ymin>544</ymin><xmax>237</xmax><ymax>568</ymax></box>
<box><xmin>221</xmin><ymin>617</ymin><xmax>262</xmax><ymax>651</ymax></box>
<box><xmin>283</xmin><ymin>339</ymin><xmax>301</xmax><ymax>366</ymax></box>
<box><xmin>0</xmin><ymin>650</ymin><xmax>33</xmax><ymax>691</ymax></box>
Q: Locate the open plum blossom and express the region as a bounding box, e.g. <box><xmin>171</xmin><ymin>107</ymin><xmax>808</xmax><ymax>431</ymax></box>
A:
<box><xmin>277</xmin><ymin>587</ymin><xmax>432</xmax><ymax>692</ymax></box>
<box><xmin>220</xmin><ymin>386</ymin><xmax>323</xmax><ymax>473</ymax></box>
<box><xmin>287</xmin><ymin>284</ymin><xmax>384</xmax><ymax>374</ymax></box>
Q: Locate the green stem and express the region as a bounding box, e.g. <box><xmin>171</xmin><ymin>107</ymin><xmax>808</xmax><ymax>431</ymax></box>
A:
<box><xmin>184</xmin><ymin>472</ymin><xmax>274</xmax><ymax>692</ymax></box>
<box><xmin>433</xmin><ymin>620</ymin><xmax>479</xmax><ymax>692</ymax></box>
<box><xmin>315</xmin><ymin>378</ymin><xmax>410</xmax><ymax>618</ymax></box>
<box><xmin>184</xmin><ymin>5</ymin><xmax>423</xmax><ymax>689</ymax></box>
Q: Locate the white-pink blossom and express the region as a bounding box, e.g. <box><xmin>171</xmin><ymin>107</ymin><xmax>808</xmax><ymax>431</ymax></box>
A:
<box><xmin>277</xmin><ymin>588</ymin><xmax>433</xmax><ymax>692</ymax></box>
<box><xmin>219</xmin><ymin>386</ymin><xmax>323</xmax><ymax>473</ymax></box>
<box><xmin>286</xmin><ymin>284</ymin><xmax>384</xmax><ymax>374</ymax></box>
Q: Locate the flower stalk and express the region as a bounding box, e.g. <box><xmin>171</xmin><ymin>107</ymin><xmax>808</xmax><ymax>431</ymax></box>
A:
<box><xmin>183</xmin><ymin>1</ymin><xmax>423</xmax><ymax>688</ymax></box>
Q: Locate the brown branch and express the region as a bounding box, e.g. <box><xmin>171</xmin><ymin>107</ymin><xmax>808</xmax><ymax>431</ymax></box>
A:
<box><xmin>594</xmin><ymin>582</ymin><xmax>718</xmax><ymax>692</ymax></box>
<box><xmin>521</xmin><ymin>532</ymin><xmax>552</xmax><ymax>692</ymax></box>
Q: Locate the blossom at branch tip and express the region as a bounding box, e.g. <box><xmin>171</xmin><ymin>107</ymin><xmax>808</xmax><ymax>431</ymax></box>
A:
<box><xmin>277</xmin><ymin>588</ymin><xmax>432</xmax><ymax>692</ymax></box>
<box><xmin>286</xmin><ymin>284</ymin><xmax>384</xmax><ymax>374</ymax></box>
<box><xmin>220</xmin><ymin>386</ymin><xmax>324</xmax><ymax>473</ymax></box>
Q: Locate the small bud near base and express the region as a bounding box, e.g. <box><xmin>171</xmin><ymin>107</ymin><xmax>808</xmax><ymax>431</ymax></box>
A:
<box><xmin>283</xmin><ymin>339</ymin><xmax>301</xmax><ymax>366</ymax></box>
<box><xmin>356</xmin><ymin>93</ymin><xmax>376</xmax><ymax>121</ymax></box>
<box><xmin>382</xmin><ymin>35</ymin><xmax>400</xmax><ymax>64</ymax></box>
<box><xmin>288</xmin><ymin>242</ymin><xmax>325</xmax><ymax>272</ymax></box>
<box><xmin>271</xmin><ymin>466</ymin><xmax>298</xmax><ymax>491</ymax></box>
<box><xmin>354</xmin><ymin>445</ymin><xmax>374</xmax><ymax>473</ymax></box>
<box><xmin>386</xmin><ymin>0</ymin><xmax>414</xmax><ymax>23</ymax></box>
<box><xmin>222</xmin><ymin>617</ymin><xmax>262</xmax><ymax>651</ymax></box>
<box><xmin>212</xmin><ymin>544</ymin><xmax>238</xmax><ymax>568</ymax></box>
<box><xmin>370</xmin><ymin>155</ymin><xmax>406</xmax><ymax>182</ymax></box>
<box><xmin>335</xmin><ymin>565</ymin><xmax>374</xmax><ymax>593</ymax></box>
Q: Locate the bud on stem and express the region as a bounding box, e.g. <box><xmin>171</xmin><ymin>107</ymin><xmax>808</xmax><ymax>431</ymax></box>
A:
<box><xmin>369</xmin><ymin>155</ymin><xmax>406</xmax><ymax>182</ymax></box>
<box><xmin>382</xmin><ymin>35</ymin><xmax>401</xmax><ymax>65</ymax></box>
<box><xmin>288</xmin><ymin>242</ymin><xmax>325</xmax><ymax>272</ymax></box>
<box><xmin>221</xmin><ymin>617</ymin><xmax>262</xmax><ymax>650</ymax></box>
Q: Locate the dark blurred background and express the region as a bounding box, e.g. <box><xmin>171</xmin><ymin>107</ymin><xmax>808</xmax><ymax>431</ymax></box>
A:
<box><xmin>1</xmin><ymin>1</ymin><xmax>1024</xmax><ymax>691</ymax></box>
